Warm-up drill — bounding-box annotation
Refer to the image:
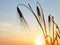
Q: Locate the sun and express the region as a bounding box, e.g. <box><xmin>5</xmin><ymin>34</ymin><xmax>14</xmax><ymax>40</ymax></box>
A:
<box><xmin>36</xmin><ymin>39</ymin><xmax>43</xmax><ymax>45</ymax></box>
<box><xmin>34</xmin><ymin>34</ymin><xmax>45</xmax><ymax>45</ymax></box>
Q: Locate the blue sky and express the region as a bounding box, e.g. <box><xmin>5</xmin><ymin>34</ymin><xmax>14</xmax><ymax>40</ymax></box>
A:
<box><xmin>0</xmin><ymin>0</ymin><xmax>60</xmax><ymax>24</ymax></box>
<box><xmin>0</xmin><ymin>0</ymin><xmax>60</xmax><ymax>35</ymax></box>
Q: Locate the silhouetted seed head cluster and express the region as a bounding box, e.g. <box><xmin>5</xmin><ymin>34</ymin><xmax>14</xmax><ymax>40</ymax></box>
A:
<box><xmin>17</xmin><ymin>6</ymin><xmax>28</xmax><ymax>28</ymax></box>
<box><xmin>48</xmin><ymin>15</ymin><xmax>51</xmax><ymax>23</ymax></box>
<box><xmin>17</xmin><ymin>7</ymin><xmax>23</xmax><ymax>18</ymax></box>
<box><xmin>36</xmin><ymin>6</ymin><xmax>41</xmax><ymax>16</ymax></box>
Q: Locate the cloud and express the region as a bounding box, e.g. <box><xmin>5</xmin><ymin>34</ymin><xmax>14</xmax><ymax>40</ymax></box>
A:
<box><xmin>0</xmin><ymin>21</ymin><xmax>21</xmax><ymax>37</ymax></box>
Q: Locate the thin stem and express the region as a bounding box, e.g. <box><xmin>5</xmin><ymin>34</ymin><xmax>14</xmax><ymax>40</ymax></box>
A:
<box><xmin>48</xmin><ymin>15</ymin><xmax>51</xmax><ymax>35</ymax></box>
<box><xmin>37</xmin><ymin>2</ymin><xmax>47</xmax><ymax>36</ymax></box>
<box><xmin>45</xmin><ymin>35</ymin><xmax>52</xmax><ymax>44</ymax></box>
<box><xmin>53</xmin><ymin>21</ymin><xmax>60</xmax><ymax>33</ymax></box>
<box><xmin>52</xmin><ymin>16</ymin><xmax>54</xmax><ymax>45</ymax></box>
<box><xmin>54</xmin><ymin>31</ymin><xmax>58</xmax><ymax>45</ymax></box>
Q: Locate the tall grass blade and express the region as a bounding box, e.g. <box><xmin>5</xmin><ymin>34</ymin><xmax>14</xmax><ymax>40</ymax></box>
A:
<box><xmin>52</xmin><ymin>16</ymin><xmax>54</xmax><ymax>44</ymax></box>
<box><xmin>37</xmin><ymin>1</ymin><xmax>47</xmax><ymax>36</ymax></box>
<box><xmin>42</xmin><ymin>13</ymin><xmax>47</xmax><ymax>36</ymax></box>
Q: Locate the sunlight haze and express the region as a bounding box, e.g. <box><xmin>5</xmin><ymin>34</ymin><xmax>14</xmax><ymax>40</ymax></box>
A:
<box><xmin>0</xmin><ymin>0</ymin><xmax>60</xmax><ymax>45</ymax></box>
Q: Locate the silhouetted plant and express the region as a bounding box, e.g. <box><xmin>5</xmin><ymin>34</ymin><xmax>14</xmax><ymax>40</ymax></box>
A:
<box><xmin>17</xmin><ymin>1</ymin><xmax>60</xmax><ymax>45</ymax></box>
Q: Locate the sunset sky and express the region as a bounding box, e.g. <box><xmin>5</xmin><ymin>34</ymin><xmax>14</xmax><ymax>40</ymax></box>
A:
<box><xmin>0</xmin><ymin>0</ymin><xmax>60</xmax><ymax>45</ymax></box>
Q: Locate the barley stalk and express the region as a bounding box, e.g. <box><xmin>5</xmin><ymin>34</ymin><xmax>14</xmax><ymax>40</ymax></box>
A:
<box><xmin>37</xmin><ymin>1</ymin><xmax>47</xmax><ymax>36</ymax></box>
<box><xmin>52</xmin><ymin>16</ymin><xmax>54</xmax><ymax>45</ymax></box>
<box><xmin>48</xmin><ymin>15</ymin><xmax>51</xmax><ymax>35</ymax></box>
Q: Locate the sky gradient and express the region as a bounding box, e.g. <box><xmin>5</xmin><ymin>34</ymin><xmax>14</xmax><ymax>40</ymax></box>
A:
<box><xmin>0</xmin><ymin>0</ymin><xmax>60</xmax><ymax>45</ymax></box>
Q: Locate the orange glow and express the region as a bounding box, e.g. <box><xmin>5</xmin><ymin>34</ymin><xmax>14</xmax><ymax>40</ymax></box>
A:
<box><xmin>0</xmin><ymin>31</ymin><xmax>46</xmax><ymax>45</ymax></box>
<box><xmin>34</xmin><ymin>34</ymin><xmax>45</xmax><ymax>45</ymax></box>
